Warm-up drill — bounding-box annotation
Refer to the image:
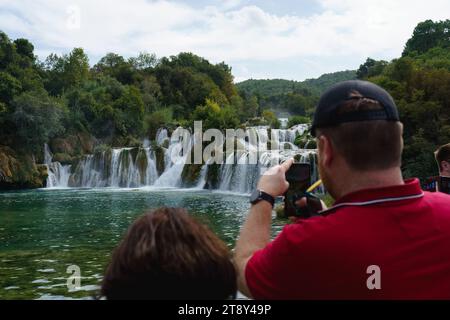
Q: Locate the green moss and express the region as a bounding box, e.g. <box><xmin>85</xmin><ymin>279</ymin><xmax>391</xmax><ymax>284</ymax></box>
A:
<box><xmin>205</xmin><ymin>163</ymin><xmax>221</xmax><ymax>189</ymax></box>
<box><xmin>153</xmin><ymin>146</ymin><xmax>166</xmax><ymax>175</ymax></box>
<box><xmin>135</xmin><ymin>149</ymin><xmax>148</xmax><ymax>184</ymax></box>
<box><xmin>305</xmin><ymin>140</ymin><xmax>317</xmax><ymax>149</ymax></box>
<box><xmin>52</xmin><ymin>153</ymin><xmax>73</xmax><ymax>165</ymax></box>
<box><xmin>93</xmin><ymin>144</ymin><xmax>111</xmax><ymax>154</ymax></box>
<box><xmin>161</xmin><ymin>139</ymin><xmax>169</xmax><ymax>149</ymax></box>
<box><xmin>113</xmin><ymin>135</ymin><xmax>141</xmax><ymax>148</ymax></box>
<box><xmin>181</xmin><ymin>164</ymin><xmax>203</xmax><ymax>187</ymax></box>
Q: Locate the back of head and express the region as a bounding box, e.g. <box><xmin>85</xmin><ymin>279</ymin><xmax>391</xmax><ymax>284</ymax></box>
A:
<box><xmin>435</xmin><ymin>143</ymin><xmax>450</xmax><ymax>174</ymax></box>
<box><xmin>313</xmin><ymin>80</ymin><xmax>403</xmax><ymax>171</ymax></box>
<box><xmin>101</xmin><ymin>207</ymin><xmax>236</xmax><ymax>300</ymax></box>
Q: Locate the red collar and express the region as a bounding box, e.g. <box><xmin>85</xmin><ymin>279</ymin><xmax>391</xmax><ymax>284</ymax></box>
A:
<box><xmin>333</xmin><ymin>178</ymin><xmax>423</xmax><ymax>206</ymax></box>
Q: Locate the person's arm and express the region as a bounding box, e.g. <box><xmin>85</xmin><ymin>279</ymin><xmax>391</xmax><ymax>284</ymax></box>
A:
<box><xmin>235</xmin><ymin>159</ymin><xmax>293</xmax><ymax>297</ymax></box>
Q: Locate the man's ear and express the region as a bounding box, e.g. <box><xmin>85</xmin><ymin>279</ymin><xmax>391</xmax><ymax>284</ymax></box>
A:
<box><xmin>318</xmin><ymin>135</ymin><xmax>333</xmax><ymax>167</ymax></box>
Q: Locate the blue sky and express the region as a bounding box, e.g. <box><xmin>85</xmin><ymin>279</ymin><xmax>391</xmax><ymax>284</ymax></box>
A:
<box><xmin>0</xmin><ymin>0</ymin><xmax>449</xmax><ymax>82</ymax></box>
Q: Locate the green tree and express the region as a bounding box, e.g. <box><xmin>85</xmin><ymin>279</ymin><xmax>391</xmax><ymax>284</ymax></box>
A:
<box><xmin>357</xmin><ymin>58</ymin><xmax>388</xmax><ymax>79</ymax></box>
<box><xmin>43</xmin><ymin>48</ymin><xmax>89</xmax><ymax>95</ymax></box>
<box><xmin>10</xmin><ymin>90</ymin><xmax>65</xmax><ymax>153</ymax></box>
<box><xmin>129</xmin><ymin>52</ymin><xmax>158</xmax><ymax>70</ymax></box>
<box><xmin>13</xmin><ymin>38</ymin><xmax>34</xmax><ymax>61</ymax></box>
<box><xmin>191</xmin><ymin>99</ymin><xmax>240</xmax><ymax>130</ymax></box>
<box><xmin>262</xmin><ymin>110</ymin><xmax>280</xmax><ymax>129</ymax></box>
<box><xmin>288</xmin><ymin>115</ymin><xmax>310</xmax><ymax>128</ymax></box>
<box><xmin>113</xmin><ymin>85</ymin><xmax>145</xmax><ymax>136</ymax></box>
<box><xmin>403</xmin><ymin>19</ymin><xmax>450</xmax><ymax>56</ymax></box>
<box><xmin>144</xmin><ymin>108</ymin><xmax>173</xmax><ymax>138</ymax></box>
<box><xmin>0</xmin><ymin>72</ymin><xmax>21</xmax><ymax>106</ymax></box>
<box><xmin>94</xmin><ymin>53</ymin><xmax>136</xmax><ymax>85</ymax></box>
<box><xmin>284</xmin><ymin>93</ymin><xmax>307</xmax><ymax>115</ymax></box>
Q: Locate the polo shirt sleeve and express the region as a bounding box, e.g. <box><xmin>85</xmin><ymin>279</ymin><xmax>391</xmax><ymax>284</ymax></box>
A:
<box><xmin>245</xmin><ymin>223</ymin><xmax>309</xmax><ymax>300</ymax></box>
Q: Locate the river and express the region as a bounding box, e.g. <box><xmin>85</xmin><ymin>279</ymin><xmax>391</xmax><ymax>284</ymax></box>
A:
<box><xmin>0</xmin><ymin>187</ymin><xmax>285</xmax><ymax>300</ymax></box>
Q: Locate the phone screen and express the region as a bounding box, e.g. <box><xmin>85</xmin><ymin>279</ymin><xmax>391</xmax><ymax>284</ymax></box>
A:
<box><xmin>284</xmin><ymin>163</ymin><xmax>311</xmax><ymax>217</ymax></box>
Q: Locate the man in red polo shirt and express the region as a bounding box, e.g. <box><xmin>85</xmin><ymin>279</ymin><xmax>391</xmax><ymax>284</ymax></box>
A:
<box><xmin>235</xmin><ymin>80</ymin><xmax>450</xmax><ymax>299</ymax></box>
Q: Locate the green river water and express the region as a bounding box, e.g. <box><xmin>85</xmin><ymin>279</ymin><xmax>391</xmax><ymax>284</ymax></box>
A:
<box><xmin>0</xmin><ymin>188</ymin><xmax>284</xmax><ymax>300</ymax></box>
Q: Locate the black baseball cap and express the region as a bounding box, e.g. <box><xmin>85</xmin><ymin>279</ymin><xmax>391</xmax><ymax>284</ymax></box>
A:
<box><xmin>311</xmin><ymin>80</ymin><xmax>399</xmax><ymax>136</ymax></box>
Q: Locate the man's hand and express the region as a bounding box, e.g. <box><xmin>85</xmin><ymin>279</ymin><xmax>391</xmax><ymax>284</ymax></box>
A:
<box><xmin>294</xmin><ymin>197</ymin><xmax>328</xmax><ymax>211</ymax></box>
<box><xmin>257</xmin><ymin>158</ymin><xmax>293</xmax><ymax>197</ymax></box>
<box><xmin>288</xmin><ymin>196</ymin><xmax>329</xmax><ymax>223</ymax></box>
<box><xmin>235</xmin><ymin>158</ymin><xmax>293</xmax><ymax>297</ymax></box>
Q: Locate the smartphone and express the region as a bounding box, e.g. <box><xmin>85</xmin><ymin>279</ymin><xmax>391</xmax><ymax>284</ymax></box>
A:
<box><xmin>284</xmin><ymin>163</ymin><xmax>311</xmax><ymax>217</ymax></box>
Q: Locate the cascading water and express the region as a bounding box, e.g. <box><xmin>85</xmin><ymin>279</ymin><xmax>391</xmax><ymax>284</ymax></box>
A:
<box><xmin>69</xmin><ymin>147</ymin><xmax>160</xmax><ymax>188</ymax></box>
<box><xmin>215</xmin><ymin>125</ymin><xmax>316</xmax><ymax>194</ymax></box>
<box><xmin>152</xmin><ymin>128</ymin><xmax>191</xmax><ymax>188</ymax></box>
<box><xmin>44</xmin><ymin>144</ymin><xmax>71</xmax><ymax>188</ymax></box>
<box><xmin>44</xmin><ymin>124</ymin><xmax>318</xmax><ymax>193</ymax></box>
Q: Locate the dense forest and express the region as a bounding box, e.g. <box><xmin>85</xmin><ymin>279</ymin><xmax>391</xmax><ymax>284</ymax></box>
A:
<box><xmin>0</xmin><ymin>19</ymin><xmax>449</xmax><ymax>189</ymax></box>
<box><xmin>236</xmin><ymin>70</ymin><xmax>356</xmax><ymax>125</ymax></box>
<box><xmin>0</xmin><ymin>35</ymin><xmax>270</xmax><ymax>188</ymax></box>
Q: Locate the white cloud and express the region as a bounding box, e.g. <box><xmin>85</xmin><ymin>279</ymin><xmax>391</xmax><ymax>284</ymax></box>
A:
<box><xmin>0</xmin><ymin>0</ymin><xmax>449</xmax><ymax>80</ymax></box>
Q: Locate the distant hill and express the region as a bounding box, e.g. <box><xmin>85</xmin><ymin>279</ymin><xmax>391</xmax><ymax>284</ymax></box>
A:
<box><xmin>236</xmin><ymin>70</ymin><xmax>357</xmax><ymax>118</ymax></box>
<box><xmin>302</xmin><ymin>70</ymin><xmax>357</xmax><ymax>93</ymax></box>
<box><xmin>236</xmin><ymin>70</ymin><xmax>357</xmax><ymax>97</ymax></box>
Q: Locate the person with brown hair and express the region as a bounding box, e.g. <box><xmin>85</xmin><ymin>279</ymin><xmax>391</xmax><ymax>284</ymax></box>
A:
<box><xmin>101</xmin><ymin>207</ymin><xmax>237</xmax><ymax>300</ymax></box>
<box><xmin>235</xmin><ymin>80</ymin><xmax>450</xmax><ymax>299</ymax></box>
<box><xmin>435</xmin><ymin>143</ymin><xmax>450</xmax><ymax>193</ymax></box>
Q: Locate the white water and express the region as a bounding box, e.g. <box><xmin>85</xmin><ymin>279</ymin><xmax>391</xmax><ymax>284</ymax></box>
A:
<box><xmin>44</xmin><ymin>124</ymin><xmax>317</xmax><ymax>193</ymax></box>
<box><xmin>44</xmin><ymin>144</ymin><xmax>71</xmax><ymax>188</ymax></box>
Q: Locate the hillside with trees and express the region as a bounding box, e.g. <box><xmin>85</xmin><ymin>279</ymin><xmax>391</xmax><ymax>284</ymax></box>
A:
<box><xmin>236</xmin><ymin>70</ymin><xmax>356</xmax><ymax>119</ymax></box>
<box><xmin>0</xmin><ymin>35</ymin><xmax>262</xmax><ymax>189</ymax></box>
<box><xmin>0</xmin><ymin>19</ymin><xmax>449</xmax><ymax>189</ymax></box>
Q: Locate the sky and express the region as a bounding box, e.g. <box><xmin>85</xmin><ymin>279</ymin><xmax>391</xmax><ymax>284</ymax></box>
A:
<box><xmin>0</xmin><ymin>0</ymin><xmax>449</xmax><ymax>82</ymax></box>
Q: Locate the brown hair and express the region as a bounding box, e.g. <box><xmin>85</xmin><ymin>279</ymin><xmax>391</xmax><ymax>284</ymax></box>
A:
<box><xmin>435</xmin><ymin>143</ymin><xmax>450</xmax><ymax>171</ymax></box>
<box><xmin>316</xmin><ymin>91</ymin><xmax>403</xmax><ymax>171</ymax></box>
<box><xmin>101</xmin><ymin>207</ymin><xmax>237</xmax><ymax>300</ymax></box>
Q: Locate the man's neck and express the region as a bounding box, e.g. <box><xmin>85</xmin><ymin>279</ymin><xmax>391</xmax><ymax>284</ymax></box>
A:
<box><xmin>333</xmin><ymin>167</ymin><xmax>404</xmax><ymax>200</ymax></box>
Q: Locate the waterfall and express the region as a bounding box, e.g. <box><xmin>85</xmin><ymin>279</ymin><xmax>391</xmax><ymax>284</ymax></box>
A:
<box><xmin>70</xmin><ymin>147</ymin><xmax>161</xmax><ymax>188</ymax></box>
<box><xmin>215</xmin><ymin>126</ymin><xmax>316</xmax><ymax>194</ymax></box>
<box><xmin>156</xmin><ymin>128</ymin><xmax>169</xmax><ymax>146</ymax></box>
<box><xmin>153</xmin><ymin>128</ymin><xmax>191</xmax><ymax>188</ymax></box>
<box><xmin>44</xmin><ymin>124</ymin><xmax>318</xmax><ymax>192</ymax></box>
<box><xmin>144</xmin><ymin>148</ymin><xmax>158</xmax><ymax>185</ymax></box>
<box><xmin>195</xmin><ymin>164</ymin><xmax>208</xmax><ymax>189</ymax></box>
<box><xmin>44</xmin><ymin>144</ymin><xmax>71</xmax><ymax>188</ymax></box>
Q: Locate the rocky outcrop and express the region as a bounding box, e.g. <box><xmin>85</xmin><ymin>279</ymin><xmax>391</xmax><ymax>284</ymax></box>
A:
<box><xmin>49</xmin><ymin>132</ymin><xmax>96</xmax><ymax>165</ymax></box>
<box><xmin>0</xmin><ymin>146</ymin><xmax>48</xmax><ymax>190</ymax></box>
